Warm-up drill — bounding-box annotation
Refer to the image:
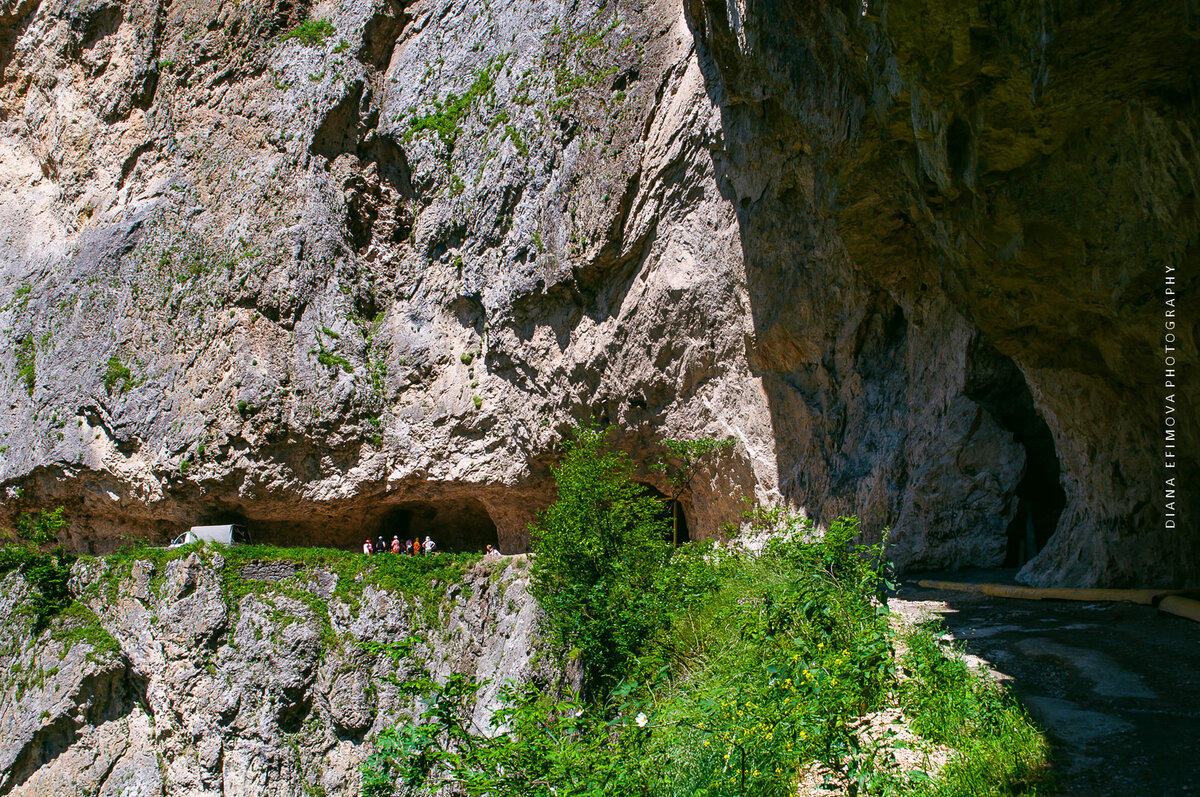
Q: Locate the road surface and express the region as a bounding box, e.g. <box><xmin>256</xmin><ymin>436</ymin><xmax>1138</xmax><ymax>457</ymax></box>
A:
<box><xmin>893</xmin><ymin>577</ymin><xmax>1200</xmax><ymax>797</ymax></box>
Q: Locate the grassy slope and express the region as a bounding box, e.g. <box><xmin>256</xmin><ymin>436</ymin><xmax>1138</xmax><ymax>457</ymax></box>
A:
<box><xmin>367</xmin><ymin>526</ymin><xmax>1050</xmax><ymax>796</ymax></box>
<box><xmin>625</xmin><ymin>541</ymin><xmax>1050</xmax><ymax>795</ymax></box>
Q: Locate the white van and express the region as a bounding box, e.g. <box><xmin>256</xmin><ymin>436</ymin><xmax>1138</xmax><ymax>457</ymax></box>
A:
<box><xmin>167</xmin><ymin>524</ymin><xmax>251</xmax><ymax>548</ymax></box>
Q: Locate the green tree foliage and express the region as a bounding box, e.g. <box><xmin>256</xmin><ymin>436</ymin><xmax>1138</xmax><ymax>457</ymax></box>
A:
<box><xmin>529</xmin><ymin>424</ymin><xmax>671</xmax><ymax>698</ymax></box>
<box><xmin>1</xmin><ymin>506</ymin><xmax>75</xmax><ymax>632</ymax></box>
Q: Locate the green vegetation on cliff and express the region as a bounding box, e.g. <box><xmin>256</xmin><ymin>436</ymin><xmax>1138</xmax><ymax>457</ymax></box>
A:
<box><xmin>280</xmin><ymin>18</ymin><xmax>336</xmax><ymax>47</ymax></box>
<box><xmin>96</xmin><ymin>542</ymin><xmax>482</xmax><ymax>628</ymax></box>
<box><xmin>14</xmin><ymin>334</ymin><xmax>35</xmax><ymax>396</ymax></box>
<box><xmin>1</xmin><ymin>517</ymin><xmax>484</xmax><ymax>663</ymax></box>
<box><xmin>0</xmin><ymin>507</ymin><xmax>72</xmax><ymax>633</ymax></box>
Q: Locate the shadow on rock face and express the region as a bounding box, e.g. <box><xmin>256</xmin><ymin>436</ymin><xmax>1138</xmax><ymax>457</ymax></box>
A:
<box><xmin>681</xmin><ymin>0</ymin><xmax>1199</xmax><ymax>586</ymax></box>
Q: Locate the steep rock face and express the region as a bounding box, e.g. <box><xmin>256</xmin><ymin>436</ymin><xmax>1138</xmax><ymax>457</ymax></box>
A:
<box><xmin>0</xmin><ymin>553</ymin><xmax>543</xmax><ymax>796</ymax></box>
<box><xmin>0</xmin><ymin>0</ymin><xmax>774</xmax><ymax>555</ymax></box>
<box><xmin>0</xmin><ymin>0</ymin><xmax>1194</xmax><ymax>584</ymax></box>
<box><xmin>682</xmin><ymin>0</ymin><xmax>1198</xmax><ymax>585</ymax></box>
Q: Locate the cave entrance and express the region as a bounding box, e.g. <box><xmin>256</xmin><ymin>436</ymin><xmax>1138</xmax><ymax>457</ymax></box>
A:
<box><xmin>373</xmin><ymin>497</ymin><xmax>499</xmax><ymax>554</ymax></box>
<box><xmin>964</xmin><ymin>336</ymin><xmax>1067</xmax><ymax>566</ymax></box>
<box><xmin>667</xmin><ymin>499</ymin><xmax>690</xmax><ymax>545</ymax></box>
<box><xmin>636</xmin><ymin>483</ymin><xmax>691</xmax><ymax>545</ymax></box>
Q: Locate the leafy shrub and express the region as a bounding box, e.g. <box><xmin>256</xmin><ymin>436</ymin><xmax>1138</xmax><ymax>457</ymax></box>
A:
<box><xmin>0</xmin><ymin>544</ymin><xmax>34</xmax><ymax>576</ymax></box>
<box><xmin>280</xmin><ymin>18</ymin><xmax>335</xmax><ymax>46</ymax></box>
<box><xmin>15</xmin><ymin>505</ymin><xmax>68</xmax><ymax>546</ymax></box>
<box><xmin>364</xmin><ymin>674</ymin><xmax>652</xmax><ymax>797</ymax></box>
<box><xmin>103</xmin><ymin>356</ymin><xmax>133</xmax><ymax>394</ymax></box>
<box><xmin>0</xmin><ymin>507</ymin><xmax>74</xmax><ymax>632</ymax></box>
<box><xmin>528</xmin><ymin>424</ymin><xmax>671</xmax><ymax>698</ymax></box>
<box><xmin>21</xmin><ymin>548</ymin><xmax>77</xmax><ymax>633</ymax></box>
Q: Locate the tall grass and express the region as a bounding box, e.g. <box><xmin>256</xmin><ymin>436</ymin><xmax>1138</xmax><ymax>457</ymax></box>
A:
<box><xmin>898</xmin><ymin>624</ymin><xmax>1050</xmax><ymax>796</ymax></box>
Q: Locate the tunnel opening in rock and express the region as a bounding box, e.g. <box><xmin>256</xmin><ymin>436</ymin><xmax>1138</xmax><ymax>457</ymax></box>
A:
<box><xmin>964</xmin><ymin>336</ymin><xmax>1067</xmax><ymax>566</ymax></box>
<box><xmin>372</xmin><ymin>498</ymin><xmax>499</xmax><ymax>554</ymax></box>
<box><xmin>193</xmin><ymin>508</ymin><xmax>251</xmax><ymax>533</ymax></box>
<box><xmin>636</xmin><ymin>483</ymin><xmax>691</xmax><ymax>544</ymax></box>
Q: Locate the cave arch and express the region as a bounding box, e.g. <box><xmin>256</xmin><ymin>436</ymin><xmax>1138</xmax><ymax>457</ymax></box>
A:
<box><xmin>964</xmin><ymin>336</ymin><xmax>1067</xmax><ymax>566</ymax></box>
<box><xmin>372</xmin><ymin>497</ymin><xmax>499</xmax><ymax>553</ymax></box>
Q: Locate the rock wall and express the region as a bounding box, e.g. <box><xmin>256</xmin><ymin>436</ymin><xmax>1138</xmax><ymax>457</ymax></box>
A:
<box><xmin>0</xmin><ymin>0</ymin><xmax>1195</xmax><ymax>584</ymax></box>
<box><xmin>681</xmin><ymin>0</ymin><xmax>1198</xmax><ymax>585</ymax></box>
<box><xmin>0</xmin><ymin>552</ymin><xmax>544</xmax><ymax>796</ymax></box>
<box><xmin>0</xmin><ymin>0</ymin><xmax>775</xmax><ymax>557</ymax></box>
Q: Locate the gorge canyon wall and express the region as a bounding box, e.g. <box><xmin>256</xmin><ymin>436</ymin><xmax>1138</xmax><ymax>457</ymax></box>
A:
<box><xmin>0</xmin><ymin>0</ymin><xmax>1195</xmax><ymax>586</ymax></box>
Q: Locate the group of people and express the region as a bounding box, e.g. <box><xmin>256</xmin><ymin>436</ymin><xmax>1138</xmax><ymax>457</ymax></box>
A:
<box><xmin>360</xmin><ymin>535</ymin><xmax>508</xmax><ymax>557</ymax></box>
<box><xmin>364</xmin><ymin>535</ymin><xmax>437</xmax><ymax>556</ymax></box>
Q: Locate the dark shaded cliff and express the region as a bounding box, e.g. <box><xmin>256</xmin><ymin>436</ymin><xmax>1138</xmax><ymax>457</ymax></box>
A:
<box><xmin>684</xmin><ymin>0</ymin><xmax>1198</xmax><ymax>585</ymax></box>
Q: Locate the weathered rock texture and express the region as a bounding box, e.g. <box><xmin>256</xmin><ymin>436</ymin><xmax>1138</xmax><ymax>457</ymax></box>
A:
<box><xmin>0</xmin><ymin>552</ymin><xmax>543</xmax><ymax>796</ymax></box>
<box><xmin>682</xmin><ymin>0</ymin><xmax>1199</xmax><ymax>585</ymax></box>
<box><xmin>0</xmin><ymin>0</ymin><xmax>1195</xmax><ymax>585</ymax></box>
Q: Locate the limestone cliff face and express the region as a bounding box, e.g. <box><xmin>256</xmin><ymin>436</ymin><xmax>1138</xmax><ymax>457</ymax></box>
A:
<box><xmin>682</xmin><ymin>0</ymin><xmax>1198</xmax><ymax>586</ymax></box>
<box><xmin>0</xmin><ymin>0</ymin><xmax>772</xmax><ymax>556</ymax></box>
<box><xmin>0</xmin><ymin>553</ymin><xmax>542</xmax><ymax>796</ymax></box>
<box><xmin>0</xmin><ymin>0</ymin><xmax>1195</xmax><ymax>585</ymax></box>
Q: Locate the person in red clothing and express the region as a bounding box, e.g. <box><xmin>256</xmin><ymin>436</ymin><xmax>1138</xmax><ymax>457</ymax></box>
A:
<box><xmin>391</xmin><ymin>536</ymin><xmax>401</xmax><ymax>554</ymax></box>
<box><xmin>363</xmin><ymin>539</ymin><xmax>373</xmax><ymax>555</ymax></box>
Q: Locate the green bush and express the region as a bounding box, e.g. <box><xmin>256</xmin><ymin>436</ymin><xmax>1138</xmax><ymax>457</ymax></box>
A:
<box><xmin>14</xmin><ymin>506</ymin><xmax>68</xmax><ymax>546</ymax></box>
<box><xmin>0</xmin><ymin>544</ymin><xmax>34</xmax><ymax>576</ymax></box>
<box><xmin>0</xmin><ymin>507</ymin><xmax>74</xmax><ymax>632</ymax></box>
<box><xmin>280</xmin><ymin>18</ymin><xmax>335</xmax><ymax>46</ymax></box>
<box><xmin>528</xmin><ymin>424</ymin><xmax>671</xmax><ymax>698</ymax></box>
<box><xmin>18</xmin><ymin>548</ymin><xmax>76</xmax><ymax>633</ymax></box>
<box><xmin>103</xmin><ymin>356</ymin><xmax>132</xmax><ymax>394</ymax></box>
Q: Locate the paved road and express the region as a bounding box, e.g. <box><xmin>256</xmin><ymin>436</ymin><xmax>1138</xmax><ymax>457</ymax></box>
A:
<box><xmin>892</xmin><ymin>578</ymin><xmax>1200</xmax><ymax>797</ymax></box>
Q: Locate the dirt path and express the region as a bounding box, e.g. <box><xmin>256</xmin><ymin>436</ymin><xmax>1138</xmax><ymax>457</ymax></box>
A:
<box><xmin>892</xmin><ymin>578</ymin><xmax>1200</xmax><ymax>797</ymax></box>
